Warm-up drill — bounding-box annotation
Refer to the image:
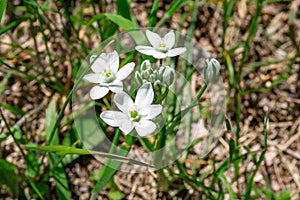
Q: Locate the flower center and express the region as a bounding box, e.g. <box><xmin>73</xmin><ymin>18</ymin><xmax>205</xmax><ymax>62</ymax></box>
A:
<box><xmin>158</xmin><ymin>42</ymin><xmax>168</xmax><ymax>53</ymax></box>
<box><xmin>101</xmin><ymin>64</ymin><xmax>115</xmax><ymax>83</ymax></box>
<box><xmin>104</xmin><ymin>68</ymin><xmax>112</xmax><ymax>78</ymax></box>
<box><xmin>130</xmin><ymin>110</ymin><xmax>141</xmax><ymax>122</ymax></box>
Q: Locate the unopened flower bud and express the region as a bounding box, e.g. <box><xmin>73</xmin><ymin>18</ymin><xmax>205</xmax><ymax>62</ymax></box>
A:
<box><xmin>154</xmin><ymin>80</ymin><xmax>161</xmax><ymax>90</ymax></box>
<box><xmin>135</xmin><ymin>71</ymin><xmax>143</xmax><ymax>85</ymax></box>
<box><xmin>149</xmin><ymin>74</ymin><xmax>156</xmax><ymax>82</ymax></box>
<box><xmin>204</xmin><ymin>58</ymin><xmax>221</xmax><ymax>83</ymax></box>
<box><xmin>141</xmin><ymin>60</ymin><xmax>151</xmax><ymax>71</ymax></box>
<box><xmin>141</xmin><ymin>70</ymin><xmax>149</xmax><ymax>79</ymax></box>
<box><xmin>162</xmin><ymin>66</ymin><xmax>175</xmax><ymax>86</ymax></box>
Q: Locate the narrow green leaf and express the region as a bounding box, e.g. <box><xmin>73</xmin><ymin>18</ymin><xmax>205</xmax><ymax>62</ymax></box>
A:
<box><xmin>24</xmin><ymin>0</ymin><xmax>56</xmax><ymax>12</ymax></box>
<box><xmin>26</xmin><ymin>145</ymin><xmax>151</xmax><ymax>167</ymax></box>
<box><xmin>104</xmin><ymin>14</ymin><xmax>146</xmax><ymax>44</ymax></box>
<box><xmin>0</xmin><ymin>102</ymin><xmax>27</xmax><ymax>115</ymax></box>
<box><xmin>166</xmin><ymin>0</ymin><xmax>188</xmax><ymax>17</ymax></box>
<box><xmin>0</xmin><ymin>72</ymin><xmax>12</xmax><ymax>96</ymax></box>
<box><xmin>49</xmin><ymin>154</ymin><xmax>70</xmax><ymax>200</ymax></box>
<box><xmin>229</xmin><ymin>139</ymin><xmax>235</xmax><ymax>161</ymax></box>
<box><xmin>116</xmin><ymin>0</ymin><xmax>131</xmax><ymax>19</ymax></box>
<box><xmin>0</xmin><ymin>159</ymin><xmax>20</xmax><ymax>195</ymax></box>
<box><xmin>44</xmin><ymin>99</ymin><xmax>70</xmax><ymax>199</ymax></box>
<box><xmin>155</xmin><ymin>0</ymin><xmax>188</xmax><ymax>28</ymax></box>
<box><xmin>0</xmin><ymin>0</ymin><xmax>7</xmax><ymax>23</ymax></box>
<box><xmin>91</xmin><ymin>135</ymin><xmax>136</xmax><ymax>199</ymax></box>
<box><xmin>148</xmin><ymin>0</ymin><xmax>159</xmax><ymax>27</ymax></box>
<box><xmin>219</xmin><ymin>174</ymin><xmax>236</xmax><ymax>200</ymax></box>
<box><xmin>244</xmin><ymin>112</ymin><xmax>268</xmax><ymax>199</ymax></box>
<box><xmin>45</xmin><ymin>99</ymin><xmax>59</xmax><ymax>145</ymax></box>
<box><xmin>0</xmin><ymin>15</ymin><xmax>30</xmax><ymax>35</ymax></box>
<box><xmin>105</xmin><ymin>13</ymin><xmax>137</xmax><ymax>30</ymax></box>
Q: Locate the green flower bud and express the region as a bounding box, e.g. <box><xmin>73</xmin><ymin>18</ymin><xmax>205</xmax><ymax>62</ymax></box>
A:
<box><xmin>162</xmin><ymin>66</ymin><xmax>175</xmax><ymax>86</ymax></box>
<box><xmin>154</xmin><ymin>80</ymin><xmax>161</xmax><ymax>90</ymax></box>
<box><xmin>135</xmin><ymin>71</ymin><xmax>143</xmax><ymax>85</ymax></box>
<box><xmin>141</xmin><ymin>70</ymin><xmax>149</xmax><ymax>79</ymax></box>
<box><xmin>141</xmin><ymin>60</ymin><xmax>151</xmax><ymax>71</ymax></box>
<box><xmin>149</xmin><ymin>74</ymin><xmax>156</xmax><ymax>82</ymax></box>
<box><xmin>204</xmin><ymin>58</ymin><xmax>221</xmax><ymax>83</ymax></box>
<box><xmin>149</xmin><ymin>67</ymin><xmax>154</xmax><ymax>74</ymax></box>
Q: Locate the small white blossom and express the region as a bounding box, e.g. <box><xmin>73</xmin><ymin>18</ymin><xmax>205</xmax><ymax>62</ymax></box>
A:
<box><xmin>135</xmin><ymin>30</ymin><xmax>186</xmax><ymax>59</ymax></box>
<box><xmin>204</xmin><ymin>58</ymin><xmax>221</xmax><ymax>83</ymax></box>
<box><xmin>83</xmin><ymin>51</ymin><xmax>135</xmax><ymax>100</ymax></box>
<box><xmin>100</xmin><ymin>82</ymin><xmax>162</xmax><ymax>137</ymax></box>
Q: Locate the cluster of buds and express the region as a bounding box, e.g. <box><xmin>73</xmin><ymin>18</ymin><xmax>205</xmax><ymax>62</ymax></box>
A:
<box><xmin>135</xmin><ymin>60</ymin><xmax>175</xmax><ymax>88</ymax></box>
<box><xmin>135</xmin><ymin>60</ymin><xmax>175</xmax><ymax>103</ymax></box>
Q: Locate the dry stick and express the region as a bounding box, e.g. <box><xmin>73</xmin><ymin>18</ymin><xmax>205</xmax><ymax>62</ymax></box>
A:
<box><xmin>14</xmin><ymin>101</ymin><xmax>46</xmax><ymax>127</ymax></box>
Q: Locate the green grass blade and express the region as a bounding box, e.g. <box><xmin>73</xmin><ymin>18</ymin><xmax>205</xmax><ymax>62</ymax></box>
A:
<box><xmin>26</xmin><ymin>145</ymin><xmax>151</xmax><ymax>167</ymax></box>
<box><xmin>91</xmin><ymin>135</ymin><xmax>136</xmax><ymax>199</ymax></box>
<box><xmin>0</xmin><ymin>71</ymin><xmax>12</xmax><ymax>96</ymax></box>
<box><xmin>105</xmin><ymin>13</ymin><xmax>137</xmax><ymax>30</ymax></box>
<box><xmin>0</xmin><ymin>102</ymin><xmax>27</xmax><ymax>115</ymax></box>
<box><xmin>219</xmin><ymin>174</ymin><xmax>236</xmax><ymax>200</ymax></box>
<box><xmin>222</xmin><ymin>0</ymin><xmax>236</xmax><ymax>50</ymax></box>
<box><xmin>44</xmin><ymin>99</ymin><xmax>71</xmax><ymax>199</ymax></box>
<box><xmin>0</xmin><ymin>0</ymin><xmax>7</xmax><ymax>23</ymax></box>
<box><xmin>0</xmin><ymin>159</ymin><xmax>22</xmax><ymax>197</ymax></box>
<box><xmin>148</xmin><ymin>0</ymin><xmax>159</xmax><ymax>27</ymax></box>
<box><xmin>50</xmin><ymin>154</ymin><xmax>71</xmax><ymax>200</ymax></box>
<box><xmin>244</xmin><ymin>112</ymin><xmax>269</xmax><ymax>199</ymax></box>
<box><xmin>45</xmin><ymin>99</ymin><xmax>59</xmax><ymax>145</ymax></box>
<box><xmin>0</xmin><ymin>14</ymin><xmax>30</xmax><ymax>35</ymax></box>
<box><xmin>240</xmin><ymin>0</ymin><xmax>264</xmax><ymax>66</ymax></box>
<box><xmin>155</xmin><ymin>0</ymin><xmax>188</xmax><ymax>28</ymax></box>
<box><xmin>104</xmin><ymin>13</ymin><xmax>146</xmax><ymax>44</ymax></box>
<box><xmin>117</xmin><ymin>0</ymin><xmax>131</xmax><ymax>20</ymax></box>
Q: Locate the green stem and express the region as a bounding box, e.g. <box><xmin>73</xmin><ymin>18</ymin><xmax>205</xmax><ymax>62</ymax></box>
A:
<box><xmin>148</xmin><ymin>0</ymin><xmax>159</xmax><ymax>28</ymax></box>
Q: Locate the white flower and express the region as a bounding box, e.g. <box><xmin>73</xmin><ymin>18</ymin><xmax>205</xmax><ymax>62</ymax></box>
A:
<box><xmin>100</xmin><ymin>82</ymin><xmax>162</xmax><ymax>137</ymax></box>
<box><xmin>135</xmin><ymin>30</ymin><xmax>186</xmax><ymax>59</ymax></box>
<box><xmin>204</xmin><ymin>58</ymin><xmax>221</xmax><ymax>83</ymax></box>
<box><xmin>83</xmin><ymin>51</ymin><xmax>135</xmax><ymax>100</ymax></box>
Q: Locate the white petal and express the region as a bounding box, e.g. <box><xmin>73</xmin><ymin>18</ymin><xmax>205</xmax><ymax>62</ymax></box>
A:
<box><xmin>99</xmin><ymin>52</ymin><xmax>108</xmax><ymax>60</ymax></box>
<box><xmin>90</xmin><ymin>85</ymin><xmax>109</xmax><ymax>100</ymax></box>
<box><xmin>83</xmin><ymin>73</ymin><xmax>104</xmax><ymax>83</ymax></box>
<box><xmin>135</xmin><ymin>119</ymin><xmax>157</xmax><ymax>137</ymax></box>
<box><xmin>114</xmin><ymin>91</ymin><xmax>134</xmax><ymax>114</ymax></box>
<box><xmin>108</xmin><ymin>80</ymin><xmax>123</xmax><ymax>93</ymax></box>
<box><xmin>108</xmin><ymin>50</ymin><xmax>119</xmax><ymax>74</ymax></box>
<box><xmin>140</xmin><ymin>105</ymin><xmax>162</xmax><ymax>120</ymax></box>
<box><xmin>135</xmin><ymin>82</ymin><xmax>154</xmax><ymax>107</ymax></box>
<box><xmin>119</xmin><ymin>120</ymin><xmax>135</xmax><ymax>135</ymax></box>
<box><xmin>166</xmin><ymin>47</ymin><xmax>186</xmax><ymax>57</ymax></box>
<box><xmin>135</xmin><ymin>46</ymin><xmax>157</xmax><ymax>56</ymax></box>
<box><xmin>152</xmin><ymin>51</ymin><xmax>167</xmax><ymax>59</ymax></box>
<box><xmin>100</xmin><ymin>111</ymin><xmax>129</xmax><ymax>127</ymax></box>
<box><xmin>116</xmin><ymin>62</ymin><xmax>135</xmax><ymax>81</ymax></box>
<box><xmin>91</xmin><ymin>57</ymin><xmax>107</xmax><ymax>73</ymax></box>
<box><xmin>146</xmin><ymin>30</ymin><xmax>162</xmax><ymax>49</ymax></box>
<box><xmin>164</xmin><ymin>30</ymin><xmax>175</xmax><ymax>49</ymax></box>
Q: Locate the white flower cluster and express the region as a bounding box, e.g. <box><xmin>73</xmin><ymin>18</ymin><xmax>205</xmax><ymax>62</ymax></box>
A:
<box><xmin>83</xmin><ymin>29</ymin><xmax>220</xmax><ymax>137</ymax></box>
